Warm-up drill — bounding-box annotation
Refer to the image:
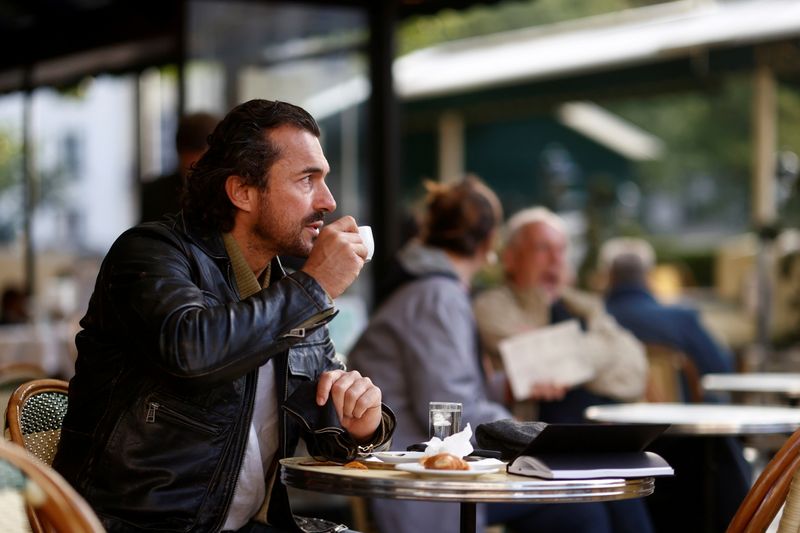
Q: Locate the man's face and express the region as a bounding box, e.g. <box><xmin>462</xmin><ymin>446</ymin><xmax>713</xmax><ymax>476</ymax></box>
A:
<box><xmin>252</xmin><ymin>125</ymin><xmax>335</xmax><ymax>258</ymax></box>
<box><xmin>504</xmin><ymin>221</ymin><xmax>568</xmax><ymax>303</ymax></box>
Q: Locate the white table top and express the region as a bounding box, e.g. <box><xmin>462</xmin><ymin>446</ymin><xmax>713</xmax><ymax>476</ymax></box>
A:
<box><xmin>584</xmin><ymin>403</ymin><xmax>800</xmax><ymax>436</ymax></box>
<box><xmin>701</xmin><ymin>373</ymin><xmax>800</xmax><ymax>397</ymax></box>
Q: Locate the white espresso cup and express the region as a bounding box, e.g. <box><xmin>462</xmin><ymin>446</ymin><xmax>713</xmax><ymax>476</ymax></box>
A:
<box><xmin>358</xmin><ymin>225</ymin><xmax>374</xmax><ymax>262</ymax></box>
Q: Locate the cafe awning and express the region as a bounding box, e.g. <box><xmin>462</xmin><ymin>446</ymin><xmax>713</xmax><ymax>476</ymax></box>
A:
<box><xmin>394</xmin><ymin>0</ymin><xmax>800</xmax><ymax>99</ymax></box>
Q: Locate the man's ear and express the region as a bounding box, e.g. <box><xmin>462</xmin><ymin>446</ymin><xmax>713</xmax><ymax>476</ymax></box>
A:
<box><xmin>225</xmin><ymin>175</ymin><xmax>255</xmax><ymax>213</ymax></box>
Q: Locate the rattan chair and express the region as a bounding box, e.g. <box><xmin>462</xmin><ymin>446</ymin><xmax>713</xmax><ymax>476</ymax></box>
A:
<box><xmin>6</xmin><ymin>379</ymin><xmax>69</xmax><ymax>466</ymax></box>
<box><xmin>778</xmin><ymin>466</ymin><xmax>800</xmax><ymax>532</ymax></box>
<box><xmin>726</xmin><ymin>425</ymin><xmax>800</xmax><ymax>532</ymax></box>
<box><xmin>644</xmin><ymin>344</ymin><xmax>703</xmax><ymax>403</ymax></box>
<box><xmin>0</xmin><ymin>438</ymin><xmax>103</xmax><ymax>532</ymax></box>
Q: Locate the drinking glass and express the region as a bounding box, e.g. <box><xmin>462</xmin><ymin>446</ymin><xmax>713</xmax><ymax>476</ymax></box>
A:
<box><xmin>428</xmin><ymin>401</ymin><xmax>462</xmax><ymax>439</ymax></box>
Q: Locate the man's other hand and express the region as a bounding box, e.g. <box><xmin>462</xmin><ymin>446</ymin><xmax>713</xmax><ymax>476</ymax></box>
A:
<box><xmin>316</xmin><ymin>370</ymin><xmax>382</xmax><ymax>442</ymax></box>
<box><xmin>528</xmin><ymin>381</ymin><xmax>569</xmax><ymax>402</ymax></box>
<box><xmin>302</xmin><ymin>216</ymin><xmax>368</xmax><ymax>299</ymax></box>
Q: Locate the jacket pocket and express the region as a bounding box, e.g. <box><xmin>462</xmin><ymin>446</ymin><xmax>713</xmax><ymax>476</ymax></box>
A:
<box><xmin>89</xmin><ymin>392</ymin><xmax>232</xmax><ymax>532</ymax></box>
<box><xmin>145</xmin><ymin>398</ymin><xmax>222</xmax><ymax>435</ymax></box>
<box><xmin>288</xmin><ymin>335</ymin><xmax>339</xmax><ymax>380</ymax></box>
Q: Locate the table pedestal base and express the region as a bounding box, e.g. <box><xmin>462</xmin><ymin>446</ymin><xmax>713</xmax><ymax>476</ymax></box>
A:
<box><xmin>460</xmin><ymin>502</ymin><xmax>476</xmax><ymax>533</ymax></box>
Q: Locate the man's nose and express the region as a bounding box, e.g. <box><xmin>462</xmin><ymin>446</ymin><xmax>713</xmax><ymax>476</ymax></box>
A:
<box><xmin>315</xmin><ymin>181</ymin><xmax>337</xmax><ymax>213</ymax></box>
<box><xmin>550</xmin><ymin>248</ymin><xmax>566</xmax><ymax>265</ymax></box>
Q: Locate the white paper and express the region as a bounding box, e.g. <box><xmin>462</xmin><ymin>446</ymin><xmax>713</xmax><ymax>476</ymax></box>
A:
<box><xmin>498</xmin><ymin>319</ymin><xmax>595</xmax><ymax>401</ymax></box>
<box><xmin>423</xmin><ymin>423</ymin><xmax>474</xmax><ymax>457</ymax></box>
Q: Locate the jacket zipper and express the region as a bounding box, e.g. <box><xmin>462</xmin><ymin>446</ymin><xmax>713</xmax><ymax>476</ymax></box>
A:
<box><xmin>145</xmin><ymin>401</ymin><xmax>220</xmax><ymax>435</ymax></box>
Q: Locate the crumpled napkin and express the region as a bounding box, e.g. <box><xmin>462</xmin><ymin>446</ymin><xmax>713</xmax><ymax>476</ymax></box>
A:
<box><xmin>422</xmin><ymin>423</ymin><xmax>474</xmax><ymax>457</ymax></box>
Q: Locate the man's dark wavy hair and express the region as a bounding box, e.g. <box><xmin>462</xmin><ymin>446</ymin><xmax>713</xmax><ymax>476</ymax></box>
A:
<box><xmin>182</xmin><ymin>99</ymin><xmax>321</xmax><ymax>232</ymax></box>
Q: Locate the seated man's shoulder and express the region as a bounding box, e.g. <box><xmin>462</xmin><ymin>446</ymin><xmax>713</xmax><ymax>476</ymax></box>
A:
<box><xmin>653</xmin><ymin>300</ymin><xmax>703</xmax><ymax>324</ymax></box>
<box><xmin>472</xmin><ymin>284</ymin><xmax>515</xmax><ymax>311</ymax></box>
<box><xmin>561</xmin><ymin>287</ymin><xmax>604</xmax><ymax>316</ymax></box>
<box><xmin>107</xmin><ymin>219</ymin><xmax>190</xmax><ymax>263</ymax></box>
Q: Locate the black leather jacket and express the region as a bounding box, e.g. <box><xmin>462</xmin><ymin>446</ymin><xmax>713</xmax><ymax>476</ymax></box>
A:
<box><xmin>53</xmin><ymin>214</ymin><xmax>394</xmax><ymax>532</ymax></box>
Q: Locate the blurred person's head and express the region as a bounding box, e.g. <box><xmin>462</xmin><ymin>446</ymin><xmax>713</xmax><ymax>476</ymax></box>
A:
<box><xmin>1</xmin><ymin>286</ymin><xmax>29</xmax><ymax>324</ymax></box>
<box><xmin>175</xmin><ymin>112</ymin><xmax>219</xmax><ymax>179</ymax></box>
<box><xmin>420</xmin><ymin>175</ymin><xmax>502</xmax><ymax>277</ymax></box>
<box><xmin>501</xmin><ymin>207</ymin><xmax>569</xmax><ymax>304</ymax></box>
<box><xmin>599</xmin><ymin>237</ymin><xmax>656</xmax><ymax>289</ymax></box>
<box><xmin>183</xmin><ymin>100</ymin><xmax>323</xmax><ymax>235</ymax></box>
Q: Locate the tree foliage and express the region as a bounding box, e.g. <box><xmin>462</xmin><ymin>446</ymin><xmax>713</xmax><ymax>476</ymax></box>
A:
<box><xmin>0</xmin><ymin>130</ymin><xmax>22</xmax><ymax>242</ymax></box>
<box><xmin>398</xmin><ymin>0</ymin><xmax>668</xmax><ymax>55</ymax></box>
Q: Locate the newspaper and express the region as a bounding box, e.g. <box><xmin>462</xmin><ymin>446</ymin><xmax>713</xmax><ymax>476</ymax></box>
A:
<box><xmin>498</xmin><ymin>319</ymin><xmax>595</xmax><ymax>401</ymax></box>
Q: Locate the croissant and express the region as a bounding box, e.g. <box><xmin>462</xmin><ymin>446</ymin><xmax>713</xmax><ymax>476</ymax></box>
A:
<box><xmin>420</xmin><ymin>452</ymin><xmax>469</xmax><ymax>470</ymax></box>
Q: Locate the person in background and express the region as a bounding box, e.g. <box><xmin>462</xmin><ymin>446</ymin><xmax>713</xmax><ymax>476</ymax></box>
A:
<box><xmin>600</xmin><ymin>237</ymin><xmax>735</xmax><ymax>391</ymax></box>
<box><xmin>349</xmin><ymin>179</ymin><xmax>653</xmax><ymax>533</ymax></box>
<box><xmin>140</xmin><ymin>111</ymin><xmax>220</xmax><ymax>223</ymax></box>
<box><xmin>473</xmin><ymin>207</ymin><xmax>648</xmax><ymax>423</ymax></box>
<box><xmin>54</xmin><ymin>99</ymin><xmax>394</xmax><ymax>533</ymax></box>
<box><xmin>0</xmin><ymin>286</ymin><xmax>29</xmax><ymax>325</ymax></box>
<box><xmin>600</xmin><ymin>237</ymin><xmax>751</xmax><ymax>533</ymax></box>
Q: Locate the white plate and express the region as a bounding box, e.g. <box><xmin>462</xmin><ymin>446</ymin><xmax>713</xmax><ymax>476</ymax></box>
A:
<box><xmin>374</xmin><ymin>451</ymin><xmax>425</xmax><ymax>464</ymax></box>
<box><xmin>395</xmin><ymin>463</ymin><xmax>502</xmax><ymax>477</ymax></box>
<box><xmin>466</xmin><ymin>458</ymin><xmax>507</xmax><ymax>471</ymax></box>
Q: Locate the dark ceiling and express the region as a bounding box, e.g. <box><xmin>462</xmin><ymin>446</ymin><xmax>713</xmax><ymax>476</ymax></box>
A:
<box><xmin>0</xmin><ymin>0</ymin><xmax>503</xmax><ymax>93</ymax></box>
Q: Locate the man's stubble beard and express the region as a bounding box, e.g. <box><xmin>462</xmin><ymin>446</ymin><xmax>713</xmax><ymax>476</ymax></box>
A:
<box><xmin>253</xmin><ymin>200</ymin><xmax>325</xmax><ymax>259</ymax></box>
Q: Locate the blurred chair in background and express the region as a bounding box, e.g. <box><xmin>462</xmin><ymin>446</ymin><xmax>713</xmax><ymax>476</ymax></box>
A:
<box><xmin>6</xmin><ymin>379</ymin><xmax>69</xmax><ymax>466</ymax></box>
<box><xmin>0</xmin><ymin>438</ymin><xmax>103</xmax><ymax>533</ymax></box>
<box><xmin>643</xmin><ymin>344</ymin><xmax>702</xmax><ymax>404</ymax></box>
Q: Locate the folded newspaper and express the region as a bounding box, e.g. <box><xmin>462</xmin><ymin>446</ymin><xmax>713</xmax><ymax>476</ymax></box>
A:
<box><xmin>498</xmin><ymin>319</ymin><xmax>595</xmax><ymax>401</ymax></box>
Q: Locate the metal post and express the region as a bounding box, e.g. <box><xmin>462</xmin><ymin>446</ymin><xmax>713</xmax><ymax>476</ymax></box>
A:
<box><xmin>177</xmin><ymin>0</ymin><xmax>187</xmax><ymax>116</ymax></box>
<box><xmin>368</xmin><ymin>1</ymin><xmax>401</xmax><ymax>305</ymax></box>
<box><xmin>460</xmin><ymin>501</ymin><xmax>477</xmax><ymax>533</ymax></box>
<box><xmin>438</xmin><ymin>111</ymin><xmax>465</xmax><ymax>183</ymax></box>
<box><xmin>749</xmin><ymin>64</ymin><xmax>777</xmax><ymax>370</ymax></box>
<box><xmin>22</xmin><ymin>77</ymin><xmax>35</xmax><ymax>300</ymax></box>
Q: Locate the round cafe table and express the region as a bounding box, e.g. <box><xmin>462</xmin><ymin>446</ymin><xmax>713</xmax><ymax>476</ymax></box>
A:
<box><xmin>701</xmin><ymin>373</ymin><xmax>800</xmax><ymax>404</ymax></box>
<box><xmin>280</xmin><ymin>456</ymin><xmax>655</xmax><ymax>533</ymax></box>
<box><xmin>585</xmin><ymin>402</ymin><xmax>800</xmax><ymax>532</ymax></box>
<box><xmin>584</xmin><ymin>402</ymin><xmax>800</xmax><ymax>436</ymax></box>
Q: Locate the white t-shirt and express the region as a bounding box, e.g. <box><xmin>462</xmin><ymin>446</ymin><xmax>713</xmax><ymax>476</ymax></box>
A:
<box><xmin>222</xmin><ymin>360</ymin><xmax>279</xmax><ymax>530</ymax></box>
